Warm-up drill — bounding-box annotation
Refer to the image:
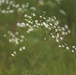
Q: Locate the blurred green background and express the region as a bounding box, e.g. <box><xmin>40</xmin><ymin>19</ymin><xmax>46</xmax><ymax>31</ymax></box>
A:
<box><xmin>0</xmin><ymin>0</ymin><xmax>76</xmax><ymax>75</ymax></box>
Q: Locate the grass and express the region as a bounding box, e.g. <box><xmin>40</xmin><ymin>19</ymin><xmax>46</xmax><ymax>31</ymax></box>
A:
<box><xmin>0</xmin><ymin>0</ymin><xmax>76</xmax><ymax>75</ymax></box>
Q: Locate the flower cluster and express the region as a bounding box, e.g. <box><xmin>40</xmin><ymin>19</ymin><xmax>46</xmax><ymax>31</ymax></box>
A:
<box><xmin>16</xmin><ymin>12</ymin><xmax>76</xmax><ymax>53</ymax></box>
<box><xmin>7</xmin><ymin>31</ymin><xmax>26</xmax><ymax>44</ymax></box>
<box><xmin>3</xmin><ymin>1</ymin><xmax>76</xmax><ymax>57</ymax></box>
<box><xmin>0</xmin><ymin>0</ymin><xmax>36</xmax><ymax>14</ymax></box>
<box><xmin>4</xmin><ymin>30</ymin><xmax>26</xmax><ymax>56</ymax></box>
<box><xmin>11</xmin><ymin>46</ymin><xmax>26</xmax><ymax>57</ymax></box>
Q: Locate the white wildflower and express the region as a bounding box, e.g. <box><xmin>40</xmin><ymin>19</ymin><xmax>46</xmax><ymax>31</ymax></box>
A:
<box><xmin>11</xmin><ymin>53</ymin><xmax>15</xmax><ymax>57</ymax></box>
<box><xmin>72</xmin><ymin>50</ymin><xmax>74</xmax><ymax>52</ymax></box>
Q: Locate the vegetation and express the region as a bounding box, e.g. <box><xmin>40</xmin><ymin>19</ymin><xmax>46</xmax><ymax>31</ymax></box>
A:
<box><xmin>0</xmin><ymin>0</ymin><xmax>76</xmax><ymax>75</ymax></box>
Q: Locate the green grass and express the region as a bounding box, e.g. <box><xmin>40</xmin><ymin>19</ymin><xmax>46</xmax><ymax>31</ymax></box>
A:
<box><xmin>0</xmin><ymin>26</ymin><xmax>76</xmax><ymax>75</ymax></box>
<box><xmin>0</xmin><ymin>0</ymin><xmax>76</xmax><ymax>75</ymax></box>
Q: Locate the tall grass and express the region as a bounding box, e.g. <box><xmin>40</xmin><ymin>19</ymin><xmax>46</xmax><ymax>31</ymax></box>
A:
<box><xmin>0</xmin><ymin>0</ymin><xmax>76</xmax><ymax>75</ymax></box>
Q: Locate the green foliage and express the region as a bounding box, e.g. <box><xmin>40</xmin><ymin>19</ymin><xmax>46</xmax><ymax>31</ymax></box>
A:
<box><xmin>0</xmin><ymin>0</ymin><xmax>76</xmax><ymax>75</ymax></box>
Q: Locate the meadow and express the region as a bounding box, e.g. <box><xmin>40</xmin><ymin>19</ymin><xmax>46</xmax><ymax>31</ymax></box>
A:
<box><xmin>0</xmin><ymin>0</ymin><xmax>76</xmax><ymax>75</ymax></box>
